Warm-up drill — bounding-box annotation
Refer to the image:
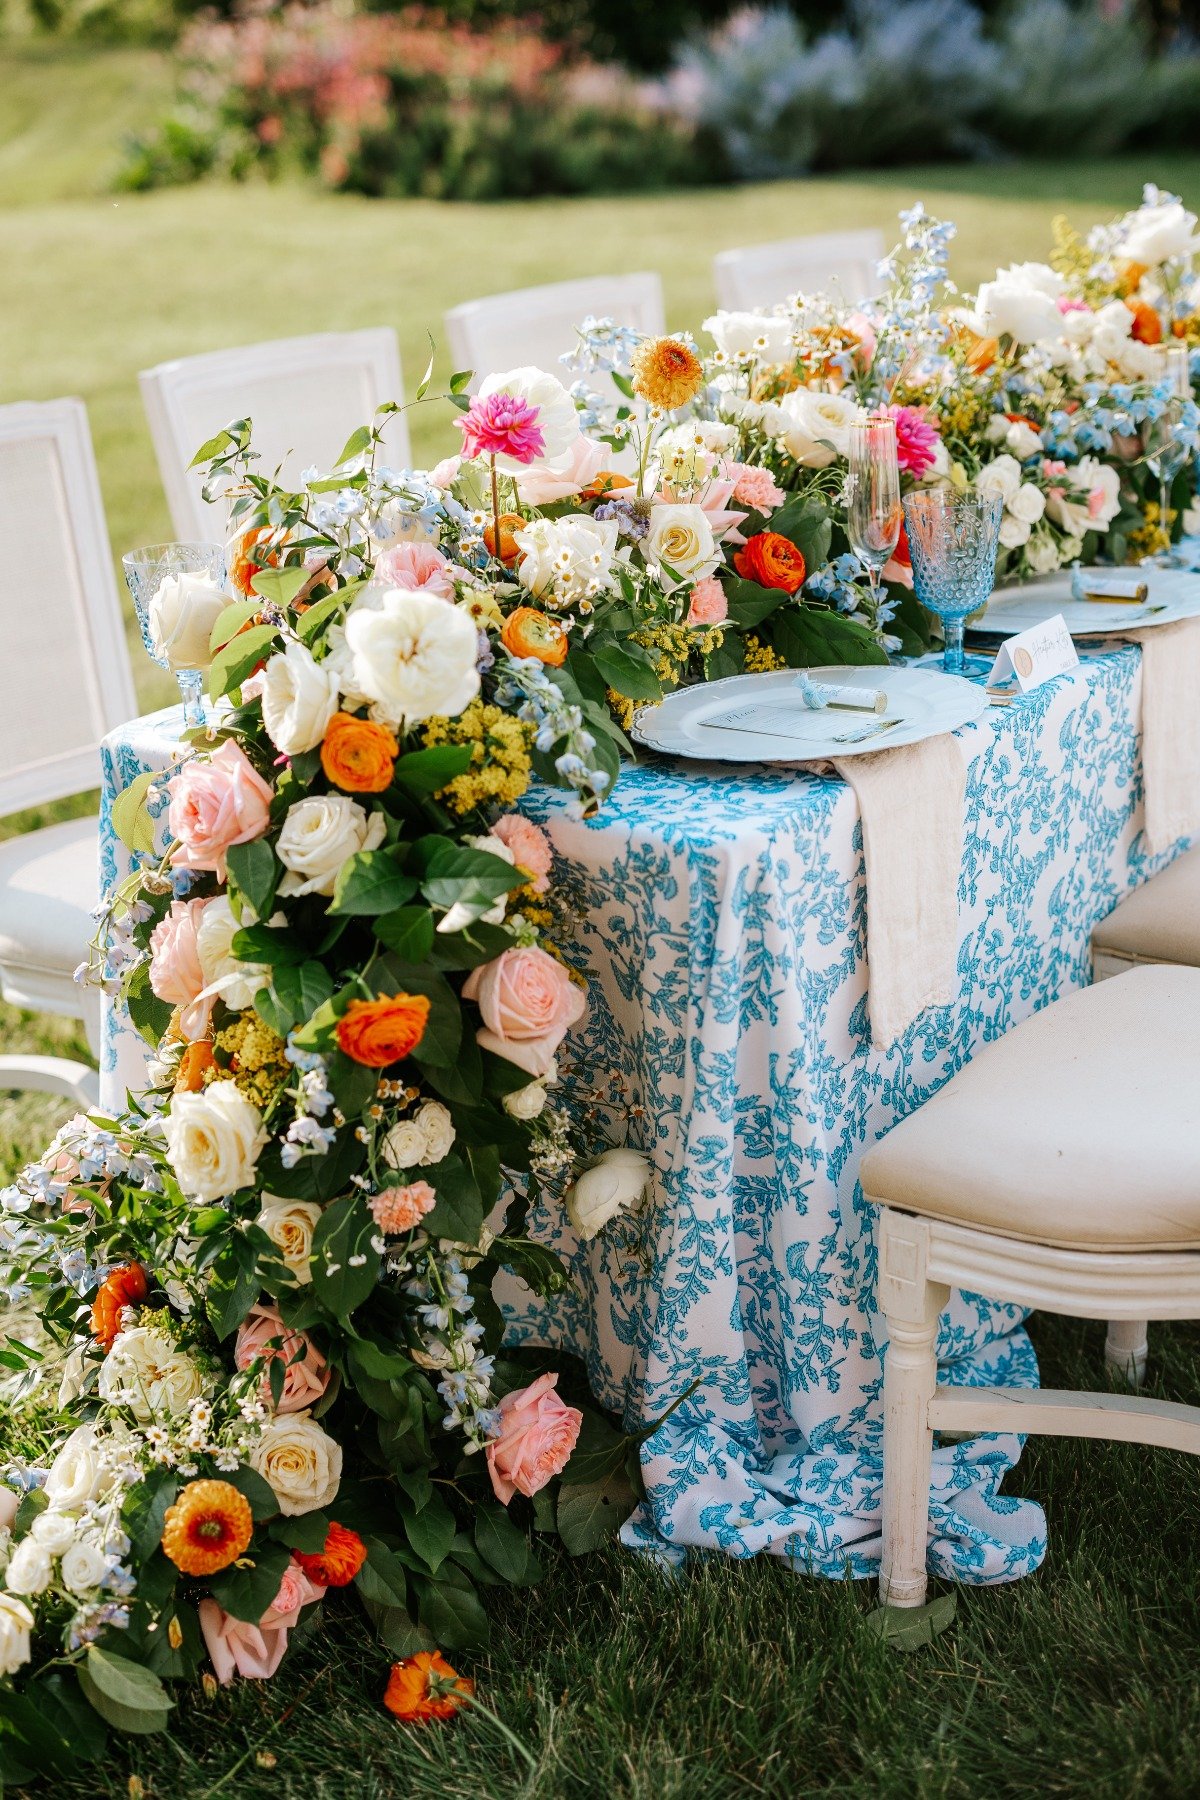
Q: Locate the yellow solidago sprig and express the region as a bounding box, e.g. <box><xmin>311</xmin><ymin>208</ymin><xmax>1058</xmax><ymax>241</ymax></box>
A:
<box><xmin>421</xmin><ymin>700</ymin><xmax>534</xmax><ymax>816</ymax></box>
<box><xmin>214</xmin><ymin>1013</ymin><xmax>292</xmax><ymax>1111</ymax></box>
<box><xmin>744</xmin><ymin>634</ymin><xmax>788</xmax><ymax>674</ymax></box>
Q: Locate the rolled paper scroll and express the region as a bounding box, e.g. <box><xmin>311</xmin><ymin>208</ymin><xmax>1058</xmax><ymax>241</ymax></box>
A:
<box><xmin>1069</xmin><ymin>566</ymin><xmax>1149</xmax><ymax>604</ymax></box>
<box><xmin>794</xmin><ymin>672</ymin><xmax>888</xmax><ymax>713</ymax></box>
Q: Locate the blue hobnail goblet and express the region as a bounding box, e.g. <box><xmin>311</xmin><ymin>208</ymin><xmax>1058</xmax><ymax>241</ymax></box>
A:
<box><xmin>123</xmin><ymin>542</ymin><xmax>228</xmax><ymax>729</ymax></box>
<box><xmin>902</xmin><ymin>490</ymin><xmax>1004</xmax><ymax>676</ymax></box>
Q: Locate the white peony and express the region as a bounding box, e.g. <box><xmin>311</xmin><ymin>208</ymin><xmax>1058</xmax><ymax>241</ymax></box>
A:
<box><xmin>0</xmin><ymin>1593</ymin><xmax>33</xmax><ymax>1677</ymax></box>
<box><xmin>476</xmin><ymin>366</ymin><xmax>582</xmax><ymax>475</ymax></box>
<box><xmin>515</xmin><ymin>514</ymin><xmax>621</xmax><ymax>608</ymax></box>
<box><xmin>503</xmin><ymin>1080</ymin><xmax>548</xmax><ymax>1121</ymax></box>
<box><xmin>30</xmin><ymin>1511</ymin><xmax>76</xmax><ymax>1554</ymax></box>
<box><xmin>148</xmin><ymin>571</ymin><xmax>228</xmax><ymax>673</ymax></box>
<box><xmin>1120</xmin><ymin>199</ymin><xmax>1200</xmax><ymax>267</ymax></box>
<box><xmin>968</xmin><ymin>265</ymin><xmax>1064</xmax><ymax>345</ymax></box>
<box><xmin>257</xmin><ymin>1197</ymin><xmax>323</xmax><ymax>1286</ymax></box>
<box><xmin>260</xmin><ymin>639</ymin><xmax>341</xmax><ymax>756</ymax></box>
<box><xmin>775</xmin><ymin>388</ymin><xmax>865</xmax><ymax>468</ymax></box>
<box><xmin>98</xmin><ymin>1326</ymin><xmax>208</xmax><ymax>1423</ymax></box>
<box><xmin>566</xmin><ymin>1146</ymin><xmax>651</xmax><ymax>1241</ymax></box>
<box><xmin>1007</xmin><ymin>483</ymin><xmax>1047</xmax><ymax>526</ymax></box>
<box><xmin>4</xmin><ymin>1536</ymin><xmax>52</xmax><ymax>1596</ymax></box>
<box><xmin>163</xmin><ymin>1079</ymin><xmax>267</xmax><ymax>1202</ymax></box>
<box><xmin>196</xmin><ymin>895</ymin><xmax>270</xmax><ymax>1012</ymax></box>
<box><xmin>60</xmin><ymin>1540</ymin><xmax>107</xmax><ymax>1595</ymax></box>
<box><xmin>413</xmin><ymin>1101</ymin><xmax>455</xmax><ymax>1164</ymax></box>
<box><xmin>643</xmin><ymin>503</ymin><xmax>718</xmax><ymax>585</ymax></box>
<box><xmin>250</xmin><ymin>1412</ymin><xmax>342</xmax><ymax>1516</ymax></box>
<box><xmin>702</xmin><ymin>310</ymin><xmax>795</xmax><ymax>364</ymax></box>
<box><xmin>1046</xmin><ymin>458</ymin><xmax>1121</xmax><ymax>536</ymax></box>
<box><xmin>276</xmin><ymin>794</ymin><xmax>387</xmax><ymax>899</ymax></box>
<box><xmin>43</xmin><ymin>1424</ymin><xmax>105</xmax><ymax>1510</ymax></box>
<box><xmin>381</xmin><ymin>1119</ymin><xmax>427</xmax><ymax>1171</ymax></box>
<box><xmin>975</xmin><ymin>455</ymin><xmax>1023</xmax><ymax>504</ymax></box>
<box><xmin>343</xmin><ymin>588</ymin><xmax>480</xmax><ymax>727</ymax></box>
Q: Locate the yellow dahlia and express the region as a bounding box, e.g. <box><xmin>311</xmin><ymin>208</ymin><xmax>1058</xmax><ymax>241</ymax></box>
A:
<box><xmin>630</xmin><ymin>337</ymin><xmax>704</xmax><ymax>410</ymax></box>
<box><xmin>161</xmin><ymin>1479</ymin><xmax>253</xmax><ymax>1577</ymax></box>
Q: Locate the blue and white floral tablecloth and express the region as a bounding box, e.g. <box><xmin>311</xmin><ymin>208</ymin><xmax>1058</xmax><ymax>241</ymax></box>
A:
<box><xmin>98</xmin><ymin>644</ymin><xmax>1187</xmax><ymax>1587</ymax></box>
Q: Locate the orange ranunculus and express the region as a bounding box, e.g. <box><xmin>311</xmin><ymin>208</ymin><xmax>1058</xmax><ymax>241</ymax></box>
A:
<box><xmin>579</xmin><ymin>471</ymin><xmax>634</xmax><ymax>502</ymax></box>
<box><xmin>161</xmin><ymin>1479</ymin><xmax>254</xmax><ymax>1577</ymax></box>
<box><xmin>734</xmin><ymin>531</ymin><xmax>807</xmax><ymax>595</ymax></box>
<box><xmin>963</xmin><ymin>330</ymin><xmax>999</xmax><ymax>375</ymax></box>
<box><xmin>336</xmin><ymin>993</ymin><xmax>431</xmax><ymax>1067</ymax></box>
<box><xmin>384</xmin><ymin>1651</ymin><xmax>474</xmax><ymax>1723</ymax></box>
<box><xmin>229</xmin><ymin>528</ymin><xmax>282</xmax><ymax>599</ymax></box>
<box><xmin>500</xmin><ymin>607</ymin><xmax>568</xmax><ymax>667</ymax></box>
<box><xmin>90</xmin><ymin>1262</ymin><xmax>149</xmax><ymax>1351</ymax></box>
<box><xmin>176</xmin><ymin>1040</ymin><xmax>216</xmax><ymax>1092</ymax></box>
<box><xmin>320</xmin><ymin>712</ymin><xmax>399</xmax><ymax>794</ymax></box>
<box><xmin>1127</xmin><ymin>298</ymin><xmax>1163</xmax><ymax>345</ymax></box>
<box><xmin>482</xmin><ymin>511</ymin><xmax>526</xmax><ymax>567</ymax></box>
<box><xmin>294</xmin><ymin>1521</ymin><xmax>367</xmax><ymax>1588</ymax></box>
<box><xmin>1117</xmin><ymin>259</ymin><xmax>1149</xmax><ymax>297</ymax></box>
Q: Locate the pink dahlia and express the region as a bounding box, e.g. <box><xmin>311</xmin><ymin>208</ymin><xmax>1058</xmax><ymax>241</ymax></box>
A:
<box><xmin>458</xmin><ymin>392</ymin><xmax>545</xmax><ymax>465</ymax></box>
<box><xmin>882</xmin><ymin>405</ymin><xmax>942</xmax><ymax>480</ymax></box>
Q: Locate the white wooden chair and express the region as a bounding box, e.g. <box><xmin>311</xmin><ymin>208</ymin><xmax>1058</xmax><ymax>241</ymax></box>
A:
<box><xmin>0</xmin><ymin>399</ymin><xmax>140</xmax><ymax>1106</ymax></box>
<box><xmin>863</xmin><ymin>966</ymin><xmax>1200</xmax><ymax>1613</ymax></box>
<box><xmin>444</xmin><ymin>273</ymin><xmax>665</xmax><ymax>385</ymax></box>
<box><xmin>713</xmin><ymin>229</ymin><xmax>886</xmax><ymax>310</ymax></box>
<box><xmin>139</xmin><ymin>330</ymin><xmax>412</xmax><ymax>540</ymax></box>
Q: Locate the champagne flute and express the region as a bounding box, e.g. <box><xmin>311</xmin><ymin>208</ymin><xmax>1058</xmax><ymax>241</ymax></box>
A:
<box><xmin>847</xmin><ymin>415</ymin><xmax>901</xmax><ymax>613</ymax></box>
<box><xmin>1144</xmin><ymin>344</ymin><xmax>1193</xmax><ymax>566</ymax></box>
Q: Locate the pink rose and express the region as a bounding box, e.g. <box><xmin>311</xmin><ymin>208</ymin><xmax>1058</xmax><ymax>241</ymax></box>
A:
<box><xmin>846</xmin><ymin>310</ymin><xmax>877</xmax><ymax>368</ymax></box>
<box><xmin>462</xmin><ymin>945</ymin><xmax>586</xmax><ymax>1078</ymax></box>
<box><xmin>486</xmin><ymin>1372</ymin><xmax>582</xmax><ymax>1505</ymax></box>
<box><xmin>375</xmin><ymin>541</ymin><xmax>456</xmax><ymax>601</ymax></box>
<box><xmin>515</xmin><ymin>433</ymin><xmax>608</xmax><ymax>507</ymax></box>
<box><xmin>148</xmin><ymin>897</ymin><xmax>212</xmax><ymax>1038</ymax></box>
<box><xmin>198</xmin><ymin>1560</ymin><xmax>323</xmax><ymax>1684</ymax></box>
<box><xmin>490</xmin><ymin>814</ymin><xmax>553</xmax><ymax>893</ymax></box>
<box><xmin>168</xmin><ymin>740</ymin><xmax>274</xmax><ymax>880</ymax></box>
<box><xmin>0</xmin><ymin>1488</ymin><xmax>19</xmax><ymax>1533</ymax></box>
<box><xmin>687</xmin><ymin>576</ymin><xmax>728</xmax><ymax>627</ymax></box>
<box><xmin>234</xmin><ymin>1301</ymin><xmax>330</xmax><ymax>1414</ymax></box>
<box><xmin>428</xmin><ymin>455</ymin><xmax>461</xmax><ymax>489</ymax></box>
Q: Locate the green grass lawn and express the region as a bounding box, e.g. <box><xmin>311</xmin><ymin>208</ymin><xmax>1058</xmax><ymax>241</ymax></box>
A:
<box><xmin>4</xmin><ymin>40</ymin><xmax>1200</xmax><ymax>1799</ymax></box>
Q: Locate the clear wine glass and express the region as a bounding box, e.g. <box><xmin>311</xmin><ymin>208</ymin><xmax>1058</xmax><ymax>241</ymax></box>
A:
<box><xmin>1144</xmin><ymin>344</ymin><xmax>1193</xmax><ymax>566</ymax></box>
<box><xmin>123</xmin><ymin>542</ymin><xmax>228</xmax><ymax>728</ymax></box>
<box><xmin>847</xmin><ymin>416</ymin><xmax>902</xmax><ymax>614</ymax></box>
<box><xmin>902</xmin><ymin>490</ymin><xmax>1004</xmax><ymax>676</ymax></box>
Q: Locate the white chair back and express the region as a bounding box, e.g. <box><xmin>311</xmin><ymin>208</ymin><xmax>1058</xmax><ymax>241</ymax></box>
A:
<box><xmin>0</xmin><ymin>399</ymin><xmax>138</xmax><ymax>818</ymax></box>
<box><xmin>713</xmin><ymin>230</ymin><xmax>886</xmax><ymax>310</ymax></box>
<box><xmin>445</xmin><ymin>273</ymin><xmax>665</xmax><ymax>385</ymax></box>
<box><xmin>140</xmin><ymin>330</ymin><xmax>412</xmax><ymax>540</ymax></box>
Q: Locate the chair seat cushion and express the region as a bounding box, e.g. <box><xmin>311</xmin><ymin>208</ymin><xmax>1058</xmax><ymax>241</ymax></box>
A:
<box><xmin>1092</xmin><ymin>846</ymin><xmax>1200</xmax><ymax>968</ymax></box>
<box><xmin>0</xmin><ymin>816</ymin><xmax>99</xmax><ymax>981</ymax></box>
<box><xmin>860</xmin><ymin>965</ymin><xmax>1200</xmax><ymax>1251</ymax></box>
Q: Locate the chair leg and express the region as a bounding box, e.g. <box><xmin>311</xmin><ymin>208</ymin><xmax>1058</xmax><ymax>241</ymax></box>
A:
<box><xmin>0</xmin><ymin>1055</ymin><xmax>99</xmax><ymax>1109</ymax></box>
<box><xmin>877</xmin><ymin>1209</ymin><xmax>950</xmax><ymax>1610</ymax></box>
<box><xmin>1105</xmin><ymin>1319</ymin><xmax>1148</xmax><ymax>1388</ymax></box>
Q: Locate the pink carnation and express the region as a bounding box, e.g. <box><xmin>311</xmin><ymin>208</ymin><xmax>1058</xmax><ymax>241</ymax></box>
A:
<box><xmin>490</xmin><ymin>814</ymin><xmax>553</xmax><ymax>893</ymax></box>
<box><xmin>687</xmin><ymin>576</ymin><xmax>728</xmax><ymax>626</ymax></box>
<box><xmin>167</xmin><ymin>739</ymin><xmax>274</xmax><ymax>881</ymax></box>
<box><xmin>881</xmin><ymin>404</ymin><xmax>942</xmax><ymax>480</ymax></box>
<box><xmin>727</xmin><ymin>464</ymin><xmax>786</xmax><ymax>513</ymax></box>
<box><xmin>458</xmin><ymin>392</ymin><xmax>545</xmax><ymax>466</ymax></box>
<box><xmin>485</xmin><ymin>1371</ymin><xmax>583</xmax><ymax>1505</ymax></box>
<box><xmin>370</xmin><ymin>1180</ymin><xmax>437</xmax><ymax>1234</ymax></box>
<box><xmin>374</xmin><ymin>540</ymin><xmax>455</xmax><ymax>601</ymax></box>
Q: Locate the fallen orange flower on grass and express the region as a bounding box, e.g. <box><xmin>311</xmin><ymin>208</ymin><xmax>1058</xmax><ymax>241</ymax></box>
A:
<box><xmin>384</xmin><ymin>1651</ymin><xmax>474</xmax><ymax>1722</ymax></box>
<box><xmin>90</xmin><ymin>1262</ymin><xmax>149</xmax><ymax>1351</ymax></box>
<box><xmin>294</xmin><ymin>1521</ymin><xmax>367</xmax><ymax>1587</ymax></box>
<box><xmin>161</xmin><ymin>1479</ymin><xmax>253</xmax><ymax>1577</ymax></box>
<box><xmin>336</xmin><ymin>993</ymin><xmax>431</xmax><ymax>1067</ymax></box>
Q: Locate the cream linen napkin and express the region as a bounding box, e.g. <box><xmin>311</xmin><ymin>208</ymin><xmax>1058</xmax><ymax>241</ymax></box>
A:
<box><xmin>831</xmin><ymin>734</ymin><xmax>966</xmax><ymax>1051</ymax></box>
<box><xmin>1119</xmin><ymin>616</ymin><xmax>1200</xmax><ymax>856</ymax></box>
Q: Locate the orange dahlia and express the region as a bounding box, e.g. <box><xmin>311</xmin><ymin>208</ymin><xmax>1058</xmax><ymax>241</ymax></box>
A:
<box><xmin>320</xmin><ymin>712</ymin><xmax>399</xmax><ymax>794</ymax></box>
<box><xmin>630</xmin><ymin>336</ymin><xmax>704</xmax><ymax>411</ymax></box>
<box><xmin>161</xmin><ymin>1479</ymin><xmax>253</xmax><ymax>1577</ymax></box>
<box><xmin>336</xmin><ymin>993</ymin><xmax>431</xmax><ymax>1067</ymax></box>
<box><xmin>90</xmin><ymin>1263</ymin><xmax>149</xmax><ymax>1351</ymax></box>
<box><xmin>294</xmin><ymin>1521</ymin><xmax>367</xmax><ymax>1588</ymax></box>
<box><xmin>383</xmin><ymin>1651</ymin><xmax>474</xmax><ymax>1723</ymax></box>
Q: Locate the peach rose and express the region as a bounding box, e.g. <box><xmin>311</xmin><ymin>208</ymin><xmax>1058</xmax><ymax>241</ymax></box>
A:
<box><xmin>687</xmin><ymin>577</ymin><xmax>728</xmax><ymax>627</ymax></box>
<box><xmin>490</xmin><ymin>814</ymin><xmax>552</xmax><ymax>893</ymax></box>
<box><xmin>148</xmin><ymin>898</ymin><xmax>212</xmax><ymax>1038</ymax></box>
<box><xmin>168</xmin><ymin>740</ymin><xmax>274</xmax><ymax>880</ymax></box>
<box><xmin>515</xmin><ymin>432</ymin><xmax>608</xmax><ymax>506</ymax></box>
<box><xmin>462</xmin><ymin>945</ymin><xmax>585</xmax><ymax>1077</ymax></box>
<box><xmin>198</xmin><ymin>1560</ymin><xmax>323</xmax><ymax>1684</ymax></box>
<box><xmin>234</xmin><ymin>1301</ymin><xmax>330</xmax><ymax>1414</ymax></box>
<box><xmin>374</xmin><ymin>541</ymin><xmax>456</xmax><ymax>601</ymax></box>
<box><xmin>485</xmin><ymin>1372</ymin><xmax>582</xmax><ymax>1505</ymax></box>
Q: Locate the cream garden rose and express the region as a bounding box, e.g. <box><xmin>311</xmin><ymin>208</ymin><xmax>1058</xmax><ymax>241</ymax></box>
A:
<box><xmin>257</xmin><ymin>1197</ymin><xmax>323</xmax><ymax>1285</ymax></box>
<box><xmin>413</xmin><ymin>1101</ymin><xmax>455</xmax><ymax>1164</ymax></box>
<box><xmin>149</xmin><ymin>570</ymin><xmax>228</xmax><ymax>672</ymax></box>
<box><xmin>250</xmin><ymin>1412</ymin><xmax>343</xmax><ymax>1515</ymax></box>
<box><xmin>3</xmin><ymin>1537</ymin><xmax>52</xmax><ymax>1596</ymax></box>
<box><xmin>276</xmin><ymin>795</ymin><xmax>387</xmax><ymax>899</ymax></box>
<box><xmin>0</xmin><ymin>1593</ymin><xmax>33</xmax><ymax>1678</ymax></box>
<box><xmin>195</xmin><ymin>895</ymin><xmax>271</xmax><ymax>1011</ymax></box>
<box><xmin>566</xmin><ymin>1146</ymin><xmax>651</xmax><ymax>1241</ymax></box>
<box><xmin>43</xmin><ymin>1423</ymin><xmax>105</xmax><ymax>1509</ymax></box>
<box><xmin>343</xmin><ymin>588</ymin><xmax>480</xmax><ymax>726</ymax></box>
<box><xmin>260</xmin><ymin>638</ymin><xmax>341</xmax><ymax>756</ymax></box>
<box><xmin>775</xmin><ymin>389</ymin><xmax>865</xmax><ymax>468</ymax></box>
<box><xmin>643</xmin><ymin>504</ymin><xmax>718</xmax><ymax>586</ymax></box>
<box><xmin>967</xmin><ymin>263</ymin><xmax>1064</xmax><ymax>345</ymax></box>
<box><xmin>1119</xmin><ymin>198</ymin><xmax>1200</xmax><ymax>266</ymax></box>
<box><xmin>60</xmin><ymin>1540</ymin><xmax>108</xmax><ymax>1595</ymax></box>
<box><xmin>163</xmin><ymin>1079</ymin><xmax>267</xmax><ymax>1202</ymax></box>
<box><xmin>515</xmin><ymin>514</ymin><xmax>621</xmax><ymax>608</ymax></box>
<box><xmin>97</xmin><ymin>1326</ymin><xmax>208</xmax><ymax>1423</ymax></box>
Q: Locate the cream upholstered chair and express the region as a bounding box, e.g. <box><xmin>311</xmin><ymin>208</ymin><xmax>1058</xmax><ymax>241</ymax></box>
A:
<box><xmin>444</xmin><ymin>273</ymin><xmax>665</xmax><ymax>385</ymax></box>
<box><xmin>0</xmin><ymin>399</ymin><xmax>140</xmax><ymax>1106</ymax></box>
<box><xmin>863</xmin><ymin>966</ymin><xmax>1200</xmax><ymax>1612</ymax></box>
<box><xmin>713</xmin><ymin>229</ymin><xmax>886</xmax><ymax>310</ymax></box>
<box><xmin>140</xmin><ymin>330</ymin><xmax>412</xmax><ymax>541</ymax></box>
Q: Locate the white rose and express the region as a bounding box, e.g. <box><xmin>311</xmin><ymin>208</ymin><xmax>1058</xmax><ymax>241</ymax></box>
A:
<box><xmin>1120</xmin><ymin>199</ymin><xmax>1200</xmax><ymax>267</ymax></box>
<box><xmin>998</xmin><ymin>513</ymin><xmax>1032</xmax><ymax>549</ymax></box>
<box><xmin>566</xmin><ymin>1146</ymin><xmax>651</xmax><ymax>1241</ymax></box>
<box><xmin>975</xmin><ymin>454</ymin><xmax>1023</xmax><ymax>504</ymax></box>
<box><xmin>702</xmin><ymin>310</ymin><xmax>795</xmax><ymax>364</ymax></box>
<box><xmin>56</xmin><ymin>1345</ymin><xmax>87</xmax><ymax>1411</ymax></box>
<box><xmin>381</xmin><ymin>1119</ymin><xmax>427</xmax><ymax>1171</ymax></box>
<box><xmin>1025</xmin><ymin>530</ymin><xmax>1063</xmax><ymax>575</ymax></box>
<box><xmin>0</xmin><ymin>1593</ymin><xmax>33</xmax><ymax>1677</ymax></box>
<box><xmin>276</xmin><ymin>794</ymin><xmax>387</xmax><ymax>898</ymax></box>
<box><xmin>643</xmin><ymin>504</ymin><xmax>718</xmax><ymax>586</ymax></box>
<box><xmin>413</xmin><ymin>1101</ymin><xmax>455</xmax><ymax>1164</ymax></box>
<box><xmin>503</xmin><ymin>1080</ymin><xmax>548</xmax><ymax>1121</ymax></box>
<box><xmin>4</xmin><ymin>1536</ymin><xmax>52</xmax><ymax>1596</ymax></box>
<box><xmin>60</xmin><ymin>1540</ymin><xmax>107</xmax><ymax>1595</ymax></box>
<box><xmin>969</xmin><ymin>272</ymin><xmax>1063</xmax><ymax>346</ymax></box>
<box><xmin>98</xmin><ymin>1326</ymin><xmax>208</xmax><ymax>1423</ymax></box>
<box><xmin>996</xmin><ymin>261</ymin><xmax>1065</xmax><ymax>300</ymax></box>
<box><xmin>163</xmin><ymin>1079</ymin><xmax>267</xmax><ymax>1202</ymax></box>
<box><xmin>1046</xmin><ymin>458</ymin><xmax>1121</xmax><ymax>536</ymax></box>
<box><xmin>31</xmin><ymin>1511</ymin><xmax>76</xmax><ymax>1554</ymax></box>
<box><xmin>195</xmin><ymin>895</ymin><xmax>270</xmax><ymax>1012</ymax></box>
<box><xmin>515</xmin><ymin>514</ymin><xmax>621</xmax><ymax>608</ymax></box>
<box><xmin>1007</xmin><ymin>484</ymin><xmax>1046</xmax><ymax>525</ymax></box>
<box><xmin>44</xmin><ymin>1424</ymin><xmax>105</xmax><ymax>1510</ymax></box>
<box><xmin>343</xmin><ymin>589</ymin><xmax>480</xmax><ymax>727</ymax></box>
<box><xmin>476</xmin><ymin>366</ymin><xmax>582</xmax><ymax>475</ymax></box>
<box><xmin>249</xmin><ymin>1412</ymin><xmax>342</xmax><ymax>1516</ymax></box>
<box><xmin>260</xmin><ymin>639</ymin><xmax>340</xmax><ymax>756</ymax></box>
<box><xmin>257</xmin><ymin>1197</ymin><xmax>323</xmax><ymax>1286</ymax></box>
<box><xmin>148</xmin><ymin>571</ymin><xmax>228</xmax><ymax>672</ymax></box>
<box><xmin>775</xmin><ymin>388</ymin><xmax>865</xmax><ymax>468</ymax></box>
<box><xmin>1004</xmin><ymin>420</ymin><xmax>1043</xmax><ymax>460</ymax></box>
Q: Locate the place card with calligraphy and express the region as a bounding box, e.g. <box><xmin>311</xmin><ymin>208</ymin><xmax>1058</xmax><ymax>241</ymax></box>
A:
<box><xmin>986</xmin><ymin>613</ymin><xmax>1078</xmax><ymax>705</ymax></box>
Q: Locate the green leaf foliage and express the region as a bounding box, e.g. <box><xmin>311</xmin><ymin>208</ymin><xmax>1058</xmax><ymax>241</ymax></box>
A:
<box><xmin>311</xmin><ymin>1192</ymin><xmax>380</xmax><ymax>1320</ymax></box>
<box><xmin>79</xmin><ymin>1647</ymin><xmax>173</xmax><ymax>1735</ymax></box>
<box><xmin>226</xmin><ymin>837</ymin><xmax>280</xmax><ymax>919</ymax></box>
